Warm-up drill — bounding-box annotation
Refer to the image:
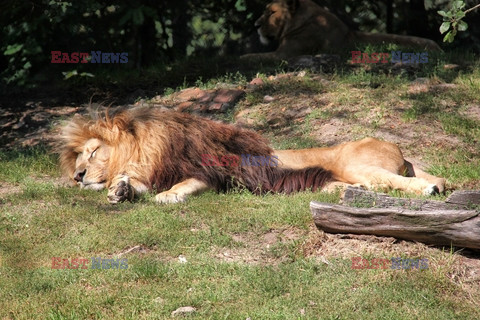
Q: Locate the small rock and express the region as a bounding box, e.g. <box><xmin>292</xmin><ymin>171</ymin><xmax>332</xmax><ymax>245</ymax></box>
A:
<box><xmin>178</xmin><ymin>255</ymin><xmax>187</xmax><ymax>264</ymax></box>
<box><xmin>171</xmin><ymin>306</ymin><xmax>196</xmax><ymax>317</ymax></box>
<box><xmin>176</xmin><ymin>87</ymin><xmax>205</xmax><ymax>101</ymax></box>
<box><xmin>250</xmin><ymin>78</ymin><xmax>264</xmax><ymax>86</ymax></box>
<box><xmin>153</xmin><ymin>297</ymin><xmax>165</xmax><ymax>304</ymax></box>
<box><xmin>213</xmin><ymin>89</ymin><xmax>245</xmax><ymax>104</ymax></box>
<box><xmin>443</xmin><ymin>64</ymin><xmax>460</xmax><ymax>70</ymax></box>
<box><xmin>263</xmin><ymin>95</ymin><xmax>275</xmax><ymax>102</ymax></box>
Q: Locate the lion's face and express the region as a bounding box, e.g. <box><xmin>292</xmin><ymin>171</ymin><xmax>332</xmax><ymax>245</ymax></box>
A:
<box><xmin>73</xmin><ymin>138</ymin><xmax>111</xmax><ymax>190</ymax></box>
<box><xmin>255</xmin><ymin>1</ymin><xmax>293</xmax><ymax>45</ymax></box>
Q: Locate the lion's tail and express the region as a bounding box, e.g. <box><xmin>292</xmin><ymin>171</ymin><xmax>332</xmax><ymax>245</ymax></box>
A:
<box><xmin>248</xmin><ymin>167</ymin><xmax>332</xmax><ymax>195</ymax></box>
<box><xmin>352</xmin><ymin>31</ymin><xmax>442</xmax><ymax>52</ymax></box>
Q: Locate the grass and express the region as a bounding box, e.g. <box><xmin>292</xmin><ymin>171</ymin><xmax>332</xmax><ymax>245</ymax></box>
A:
<box><xmin>1</xmin><ymin>184</ymin><xmax>478</xmax><ymax>319</ymax></box>
<box><xmin>1</xmin><ymin>49</ymin><xmax>480</xmax><ymax>319</ymax></box>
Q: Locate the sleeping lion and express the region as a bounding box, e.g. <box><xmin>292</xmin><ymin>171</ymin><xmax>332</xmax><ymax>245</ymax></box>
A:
<box><xmin>242</xmin><ymin>0</ymin><xmax>441</xmax><ymax>60</ymax></box>
<box><xmin>57</xmin><ymin>107</ymin><xmax>445</xmax><ymax>204</ymax></box>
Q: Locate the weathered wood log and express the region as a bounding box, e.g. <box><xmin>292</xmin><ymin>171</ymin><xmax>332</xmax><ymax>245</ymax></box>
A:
<box><xmin>343</xmin><ymin>187</ymin><xmax>479</xmax><ymax>210</ymax></box>
<box><xmin>311</xmin><ymin>187</ymin><xmax>480</xmax><ymax>249</ymax></box>
<box><xmin>446</xmin><ymin>190</ymin><xmax>480</xmax><ymax>205</ymax></box>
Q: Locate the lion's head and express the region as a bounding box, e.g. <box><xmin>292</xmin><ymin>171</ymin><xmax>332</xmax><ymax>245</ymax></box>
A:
<box><xmin>254</xmin><ymin>0</ymin><xmax>298</xmax><ymax>45</ymax></box>
<box><xmin>57</xmin><ymin>111</ymin><xmax>131</xmax><ymax>191</ymax></box>
<box><xmin>71</xmin><ymin>138</ymin><xmax>111</xmax><ymax>190</ymax></box>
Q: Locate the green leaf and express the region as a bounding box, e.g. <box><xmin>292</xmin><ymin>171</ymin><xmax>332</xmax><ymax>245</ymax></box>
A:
<box><xmin>440</xmin><ymin>22</ymin><xmax>451</xmax><ymax>34</ymax></box>
<box><xmin>437</xmin><ymin>10</ymin><xmax>448</xmax><ymax>17</ymax></box>
<box><xmin>79</xmin><ymin>72</ymin><xmax>94</xmax><ymax>78</ymax></box>
<box><xmin>453</xmin><ymin>1</ymin><xmax>466</xmax><ymax>10</ymax></box>
<box><xmin>443</xmin><ymin>31</ymin><xmax>454</xmax><ymax>43</ymax></box>
<box><xmin>455</xmin><ymin>10</ymin><xmax>466</xmax><ymax>19</ymax></box>
<box><xmin>62</xmin><ymin>70</ymin><xmax>78</xmax><ymax>79</ymax></box>
<box><xmin>457</xmin><ymin>20</ymin><xmax>468</xmax><ymax>31</ymax></box>
<box><xmin>4</xmin><ymin>44</ymin><xmax>23</xmax><ymax>55</ymax></box>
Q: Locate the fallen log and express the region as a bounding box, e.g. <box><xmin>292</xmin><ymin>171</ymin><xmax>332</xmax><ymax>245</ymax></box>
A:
<box><xmin>343</xmin><ymin>187</ymin><xmax>479</xmax><ymax>210</ymax></box>
<box><xmin>311</xmin><ymin>187</ymin><xmax>480</xmax><ymax>250</ymax></box>
<box><xmin>446</xmin><ymin>190</ymin><xmax>480</xmax><ymax>206</ymax></box>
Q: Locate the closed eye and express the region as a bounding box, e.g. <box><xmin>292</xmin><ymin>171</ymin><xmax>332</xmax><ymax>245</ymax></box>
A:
<box><xmin>90</xmin><ymin>148</ymin><xmax>98</xmax><ymax>159</ymax></box>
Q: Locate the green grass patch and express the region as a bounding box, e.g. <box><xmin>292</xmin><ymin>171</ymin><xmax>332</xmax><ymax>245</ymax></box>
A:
<box><xmin>0</xmin><ymin>146</ymin><xmax>58</xmax><ymax>183</ymax></box>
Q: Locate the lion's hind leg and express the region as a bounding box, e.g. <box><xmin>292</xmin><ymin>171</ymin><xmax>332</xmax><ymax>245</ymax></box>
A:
<box><xmin>155</xmin><ymin>178</ymin><xmax>210</xmax><ymax>204</ymax></box>
<box><xmin>403</xmin><ymin>160</ymin><xmax>446</xmax><ymax>193</ymax></box>
<box><xmin>346</xmin><ymin>165</ymin><xmax>440</xmax><ymax>195</ymax></box>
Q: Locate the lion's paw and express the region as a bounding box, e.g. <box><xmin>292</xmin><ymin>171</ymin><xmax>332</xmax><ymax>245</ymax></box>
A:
<box><xmin>155</xmin><ymin>191</ymin><xmax>186</xmax><ymax>204</ymax></box>
<box><xmin>423</xmin><ymin>184</ymin><xmax>440</xmax><ymax>196</ymax></box>
<box><xmin>108</xmin><ymin>177</ymin><xmax>134</xmax><ymax>204</ymax></box>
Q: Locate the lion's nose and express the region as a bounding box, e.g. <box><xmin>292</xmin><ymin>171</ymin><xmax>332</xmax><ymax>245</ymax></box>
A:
<box><xmin>73</xmin><ymin>169</ymin><xmax>86</xmax><ymax>182</ymax></box>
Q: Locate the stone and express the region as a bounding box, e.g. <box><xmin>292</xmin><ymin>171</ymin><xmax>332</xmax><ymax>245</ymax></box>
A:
<box><xmin>213</xmin><ymin>89</ymin><xmax>245</xmax><ymax>104</ymax></box>
<box><xmin>171</xmin><ymin>306</ymin><xmax>196</xmax><ymax>317</ymax></box>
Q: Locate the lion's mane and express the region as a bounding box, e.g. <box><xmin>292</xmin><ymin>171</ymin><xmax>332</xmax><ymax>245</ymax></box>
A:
<box><xmin>58</xmin><ymin>107</ymin><xmax>332</xmax><ymax>194</ymax></box>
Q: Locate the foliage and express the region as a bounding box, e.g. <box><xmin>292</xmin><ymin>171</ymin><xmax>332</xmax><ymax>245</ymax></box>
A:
<box><xmin>0</xmin><ymin>0</ymin><xmax>264</xmax><ymax>87</ymax></box>
<box><xmin>438</xmin><ymin>1</ymin><xmax>480</xmax><ymax>43</ymax></box>
<box><xmin>1</xmin><ymin>0</ymin><xmax>479</xmax><ymax>87</ymax></box>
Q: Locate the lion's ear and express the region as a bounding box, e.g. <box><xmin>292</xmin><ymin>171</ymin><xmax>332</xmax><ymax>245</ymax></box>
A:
<box><xmin>286</xmin><ymin>0</ymin><xmax>299</xmax><ymax>12</ymax></box>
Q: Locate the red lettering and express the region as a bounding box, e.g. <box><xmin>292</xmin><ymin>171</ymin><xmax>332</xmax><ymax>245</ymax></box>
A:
<box><xmin>80</xmin><ymin>259</ymin><xmax>89</xmax><ymax>269</ymax></box>
<box><xmin>370</xmin><ymin>52</ymin><xmax>380</xmax><ymax>63</ymax></box>
<box><xmin>211</xmin><ymin>155</ymin><xmax>222</xmax><ymax>166</ymax></box>
<box><xmin>61</xmin><ymin>52</ymin><xmax>71</xmax><ymax>63</ymax></box>
<box><xmin>79</xmin><ymin>52</ymin><xmax>89</xmax><ymax>63</ymax></box>
<box><xmin>361</xmin><ymin>53</ymin><xmax>372</xmax><ymax>63</ymax></box>
<box><xmin>379</xmin><ymin>258</ymin><xmax>390</xmax><ymax>269</ymax></box>
<box><xmin>351</xmin><ymin>257</ymin><xmax>363</xmax><ymax>269</ymax></box>
<box><xmin>70</xmin><ymin>52</ymin><xmax>79</xmax><ymax>63</ymax></box>
<box><xmin>229</xmin><ymin>155</ymin><xmax>240</xmax><ymax>167</ymax></box>
<box><xmin>201</xmin><ymin>154</ymin><xmax>215</xmax><ymax>166</ymax></box>
<box><xmin>70</xmin><ymin>258</ymin><xmax>79</xmax><ymax>269</ymax></box>
<box><xmin>220</xmin><ymin>155</ymin><xmax>230</xmax><ymax>167</ymax></box>
<box><xmin>80</xmin><ymin>259</ymin><xmax>88</xmax><ymax>269</ymax></box>
<box><xmin>380</xmin><ymin>53</ymin><xmax>390</xmax><ymax>63</ymax></box>
<box><xmin>51</xmin><ymin>51</ymin><xmax>62</xmax><ymax>63</ymax></box>
<box><xmin>51</xmin><ymin>257</ymin><xmax>62</xmax><ymax>269</ymax></box>
<box><xmin>370</xmin><ymin>258</ymin><xmax>380</xmax><ymax>269</ymax></box>
<box><xmin>61</xmin><ymin>258</ymin><xmax>70</xmax><ymax>269</ymax></box>
<box><xmin>351</xmin><ymin>51</ymin><xmax>361</xmax><ymax>63</ymax></box>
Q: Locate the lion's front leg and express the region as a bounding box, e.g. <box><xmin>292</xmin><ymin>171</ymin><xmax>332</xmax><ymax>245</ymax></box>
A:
<box><xmin>155</xmin><ymin>178</ymin><xmax>210</xmax><ymax>204</ymax></box>
<box><xmin>108</xmin><ymin>175</ymin><xmax>148</xmax><ymax>204</ymax></box>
